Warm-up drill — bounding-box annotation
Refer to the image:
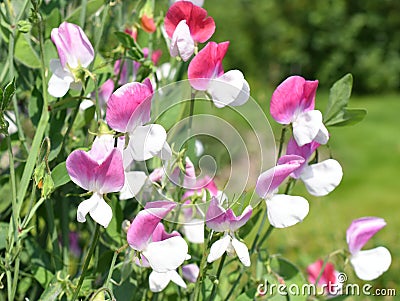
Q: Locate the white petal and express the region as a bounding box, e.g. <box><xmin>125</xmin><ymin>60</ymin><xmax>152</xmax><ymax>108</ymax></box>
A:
<box><xmin>170</xmin><ymin>20</ymin><xmax>195</xmax><ymax>62</ymax></box>
<box><xmin>159</xmin><ymin>142</ymin><xmax>172</xmax><ymax>160</ymax></box>
<box><xmin>77</xmin><ymin>193</ymin><xmax>100</xmax><ymax>223</ymax></box>
<box><xmin>89</xmin><ymin>195</ymin><xmax>113</xmax><ymax>228</ymax></box>
<box><xmin>207</xmin><ymin>234</ymin><xmax>230</xmax><ymax>263</ymax></box>
<box><xmin>350</xmin><ymin>247</ymin><xmax>391</xmax><ymax>281</ymax></box>
<box><xmin>143</xmin><ymin>236</ymin><xmax>188</xmax><ymax>272</ymax></box>
<box><xmin>293</xmin><ymin>110</ymin><xmax>323</xmax><ymax>146</ymax></box>
<box><xmin>169</xmin><ymin>270</ymin><xmax>187</xmax><ymax>288</ymax></box>
<box><xmin>314</xmin><ymin>123</ymin><xmax>329</xmax><ymax>145</ymax></box>
<box><xmin>48</xmin><ymin>73</ymin><xmax>72</xmax><ymax>98</ymax></box>
<box><xmin>207</xmin><ymin>70</ymin><xmax>249</xmax><ymax>108</ymax></box>
<box><xmin>266</xmin><ymin>194</ymin><xmax>309</xmax><ymax>228</ymax></box>
<box><xmin>231</xmin><ymin>238</ymin><xmax>250</xmax><ymax>267</ymax></box>
<box><xmin>149</xmin><ymin>271</ymin><xmax>171</xmax><ymax>292</ymax></box>
<box><xmin>183</xmin><ymin>219</ymin><xmax>204</xmax><ymax>244</ymax></box>
<box><xmin>120</xmin><ymin>171</ymin><xmax>148</xmax><ymax>200</ymax></box>
<box><xmin>127</xmin><ymin>124</ymin><xmax>167</xmax><ymax>161</ymax></box>
<box><xmin>300</xmin><ymin>159</ymin><xmax>343</xmax><ymax>196</ymax></box>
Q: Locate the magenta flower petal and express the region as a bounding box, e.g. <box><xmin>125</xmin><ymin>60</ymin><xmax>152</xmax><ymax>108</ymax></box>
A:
<box><xmin>165</xmin><ymin>1</ymin><xmax>215</xmax><ymax>43</ymax></box>
<box><xmin>307</xmin><ymin>259</ymin><xmax>337</xmax><ymax>286</ymax></box>
<box><xmin>106</xmin><ymin>82</ymin><xmax>153</xmax><ymax>133</ymax></box>
<box><xmin>286</xmin><ymin>138</ymin><xmax>320</xmax><ymax>178</ymax></box>
<box><xmin>226</xmin><ymin>205</ymin><xmax>252</xmax><ymax>232</ymax></box>
<box><xmin>152</xmin><ymin>223</ymin><xmax>180</xmax><ymax>242</ymax></box>
<box><xmin>95</xmin><ymin>149</ymin><xmax>125</xmax><ymax>194</ymax></box>
<box><xmin>188</xmin><ymin>41</ymin><xmax>229</xmax><ymax>91</ymax></box>
<box><xmin>66</xmin><ymin>150</ymin><xmax>100</xmax><ymax>192</ymax></box>
<box><xmin>127</xmin><ymin>201</ymin><xmax>177</xmax><ymax>251</ymax></box>
<box><xmin>51</xmin><ymin>22</ymin><xmax>94</xmax><ymax>69</ymax></box>
<box><xmin>346</xmin><ymin>217</ymin><xmax>387</xmax><ymax>254</ymax></box>
<box><xmin>270</xmin><ymin>76</ymin><xmax>318</xmax><ymax>124</ymax></box>
<box><xmin>98</xmin><ymin>79</ymin><xmax>115</xmax><ymax>107</ymax></box>
<box><xmin>205</xmin><ymin>197</ymin><xmax>229</xmax><ymax>232</ymax></box>
<box><xmin>256</xmin><ymin>155</ymin><xmax>305</xmax><ymax>199</ymax></box>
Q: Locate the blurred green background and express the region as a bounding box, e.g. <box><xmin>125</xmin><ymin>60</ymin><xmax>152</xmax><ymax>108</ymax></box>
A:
<box><xmin>204</xmin><ymin>0</ymin><xmax>400</xmax><ymax>299</ymax></box>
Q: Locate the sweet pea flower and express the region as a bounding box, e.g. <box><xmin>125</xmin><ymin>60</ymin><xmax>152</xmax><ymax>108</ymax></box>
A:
<box><xmin>165</xmin><ymin>1</ymin><xmax>215</xmax><ymax>61</ymax></box>
<box><xmin>127</xmin><ymin>201</ymin><xmax>189</xmax><ymax>292</ymax></box>
<box><xmin>48</xmin><ymin>22</ymin><xmax>94</xmax><ymax>97</ymax></box>
<box><xmin>140</xmin><ymin>14</ymin><xmax>157</xmax><ymax>33</ymax></box>
<box><xmin>170</xmin><ymin>0</ymin><xmax>204</xmax><ymax>7</ymax></box>
<box><xmin>66</xmin><ymin>137</ymin><xmax>125</xmax><ymax>228</ymax></box>
<box><xmin>286</xmin><ymin>138</ymin><xmax>343</xmax><ymax>196</ymax></box>
<box><xmin>307</xmin><ymin>259</ymin><xmax>341</xmax><ymax>295</ymax></box>
<box><xmin>106</xmin><ymin>79</ymin><xmax>171</xmax><ymax>162</ymax></box>
<box><xmin>256</xmin><ymin>155</ymin><xmax>309</xmax><ymax>228</ymax></box>
<box><xmin>188</xmin><ymin>41</ymin><xmax>250</xmax><ymax>108</ymax></box>
<box><xmin>346</xmin><ymin>217</ymin><xmax>391</xmax><ymax>281</ymax></box>
<box><xmin>206</xmin><ymin>197</ymin><xmax>252</xmax><ymax>266</ymax></box>
<box><xmin>270</xmin><ymin>76</ymin><xmax>329</xmax><ymax>146</ymax></box>
<box><xmin>182</xmin><ymin>264</ymin><xmax>200</xmax><ymax>283</ymax></box>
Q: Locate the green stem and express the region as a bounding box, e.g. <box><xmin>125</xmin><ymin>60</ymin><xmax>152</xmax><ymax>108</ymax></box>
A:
<box><xmin>277</xmin><ymin>126</ymin><xmax>287</xmax><ymax>160</ymax></box>
<box><xmin>105</xmin><ymin>244</ymin><xmax>128</xmax><ymax>288</ymax></box>
<box><xmin>209</xmin><ymin>253</ymin><xmax>226</xmax><ymax>300</ymax></box>
<box><xmin>257</xmin><ymin>225</ymin><xmax>274</xmax><ymax>250</ymax></box>
<box><xmin>250</xmin><ymin>207</ymin><xmax>268</xmax><ymax>254</ymax></box>
<box><xmin>314</xmin><ymin>249</ymin><xmax>344</xmax><ymax>287</ymax></box>
<box><xmin>193</xmin><ymin>230</ymin><xmax>213</xmax><ymax>301</ymax></box>
<box><xmin>79</xmin><ymin>0</ymin><xmax>88</xmax><ymax>29</ymax></box>
<box><xmin>71</xmin><ymin>223</ymin><xmax>101</xmax><ymax>301</ymax></box>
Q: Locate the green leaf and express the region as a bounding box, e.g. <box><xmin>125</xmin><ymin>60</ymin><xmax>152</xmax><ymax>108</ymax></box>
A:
<box><xmin>236</xmin><ymin>288</ymin><xmax>258</xmax><ymax>301</ymax></box>
<box><xmin>42</xmin><ymin>173</ymin><xmax>55</xmax><ymax>198</ymax></box>
<box><xmin>1</xmin><ymin>79</ymin><xmax>16</xmax><ymax>111</ymax></box>
<box><xmin>33</xmin><ymin>266</ymin><xmax>54</xmax><ymax>288</ymax></box>
<box><xmin>51</xmin><ymin>162</ymin><xmax>71</xmax><ymax>189</ymax></box>
<box><xmin>324</xmin><ymin>74</ymin><xmax>353</xmax><ymax>123</ymax></box>
<box><xmin>34</xmin><ymin>161</ymin><xmax>46</xmax><ymax>186</ymax></box>
<box><xmin>0</xmin><ymin>222</ymin><xmax>9</xmax><ymax>250</ymax></box>
<box><xmin>28</xmin><ymin>86</ymin><xmax>44</xmax><ymax>126</ymax></box>
<box><xmin>44</xmin><ymin>9</ymin><xmax>61</xmax><ymax>38</ymax></box>
<box><xmin>269</xmin><ymin>256</ymin><xmax>307</xmax><ymax>301</ymax></box>
<box><xmin>66</xmin><ymin>0</ymin><xmax>105</xmax><ymax>24</ymax></box>
<box><xmin>48</xmin><ymin>109</ymin><xmax>67</xmax><ymax>161</ymax></box>
<box><xmin>17</xmin><ymin>20</ymin><xmax>32</xmax><ymax>33</ymax></box>
<box><xmin>38</xmin><ymin>276</ymin><xmax>63</xmax><ymax>300</ymax></box>
<box><xmin>14</xmin><ymin>33</ymin><xmax>40</xmax><ymax>68</ymax></box>
<box><xmin>114</xmin><ymin>31</ymin><xmax>144</xmax><ymax>60</ymax></box>
<box><xmin>325</xmin><ymin>108</ymin><xmax>367</xmax><ymax>127</ymax></box>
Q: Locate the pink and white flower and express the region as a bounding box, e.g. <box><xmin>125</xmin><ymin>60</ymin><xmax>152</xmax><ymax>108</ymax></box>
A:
<box><xmin>127</xmin><ymin>201</ymin><xmax>189</xmax><ymax>292</ymax></box>
<box><xmin>206</xmin><ymin>197</ymin><xmax>252</xmax><ymax>266</ymax></box>
<box><xmin>66</xmin><ymin>138</ymin><xmax>125</xmax><ymax>228</ymax></box>
<box><xmin>270</xmin><ymin>76</ymin><xmax>329</xmax><ymax>146</ymax></box>
<box><xmin>307</xmin><ymin>259</ymin><xmax>341</xmax><ymax>295</ymax></box>
<box><xmin>106</xmin><ymin>79</ymin><xmax>171</xmax><ymax>162</ymax></box>
<box><xmin>48</xmin><ymin>22</ymin><xmax>94</xmax><ymax>97</ymax></box>
<box><xmin>188</xmin><ymin>41</ymin><xmax>250</xmax><ymax>108</ymax></box>
<box><xmin>165</xmin><ymin>1</ymin><xmax>215</xmax><ymax>61</ymax></box>
<box><xmin>256</xmin><ymin>155</ymin><xmax>309</xmax><ymax>228</ymax></box>
<box><xmin>346</xmin><ymin>217</ymin><xmax>391</xmax><ymax>281</ymax></box>
<box><xmin>286</xmin><ymin>138</ymin><xmax>343</xmax><ymax>196</ymax></box>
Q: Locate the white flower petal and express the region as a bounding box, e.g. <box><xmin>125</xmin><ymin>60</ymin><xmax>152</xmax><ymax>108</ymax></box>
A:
<box><xmin>143</xmin><ymin>236</ymin><xmax>188</xmax><ymax>272</ymax></box>
<box><xmin>293</xmin><ymin>110</ymin><xmax>323</xmax><ymax>146</ymax></box>
<box><xmin>350</xmin><ymin>247</ymin><xmax>391</xmax><ymax>281</ymax></box>
<box><xmin>89</xmin><ymin>195</ymin><xmax>113</xmax><ymax>228</ymax></box>
<box><xmin>183</xmin><ymin>219</ymin><xmax>204</xmax><ymax>244</ymax></box>
<box><xmin>127</xmin><ymin>124</ymin><xmax>167</xmax><ymax>161</ymax></box>
<box><xmin>120</xmin><ymin>171</ymin><xmax>148</xmax><ymax>200</ymax></box>
<box><xmin>231</xmin><ymin>238</ymin><xmax>250</xmax><ymax>267</ymax></box>
<box><xmin>159</xmin><ymin>142</ymin><xmax>172</xmax><ymax>160</ymax></box>
<box><xmin>77</xmin><ymin>193</ymin><xmax>100</xmax><ymax>223</ymax></box>
<box><xmin>207</xmin><ymin>70</ymin><xmax>249</xmax><ymax>108</ymax></box>
<box><xmin>48</xmin><ymin>73</ymin><xmax>73</xmax><ymax>98</ymax></box>
<box><xmin>207</xmin><ymin>234</ymin><xmax>230</xmax><ymax>263</ymax></box>
<box><xmin>300</xmin><ymin>159</ymin><xmax>343</xmax><ymax>196</ymax></box>
<box><xmin>266</xmin><ymin>194</ymin><xmax>309</xmax><ymax>228</ymax></box>
<box><xmin>314</xmin><ymin>123</ymin><xmax>329</xmax><ymax>145</ymax></box>
<box><xmin>169</xmin><ymin>270</ymin><xmax>187</xmax><ymax>288</ymax></box>
<box><xmin>149</xmin><ymin>271</ymin><xmax>171</xmax><ymax>292</ymax></box>
<box><xmin>170</xmin><ymin>20</ymin><xmax>195</xmax><ymax>62</ymax></box>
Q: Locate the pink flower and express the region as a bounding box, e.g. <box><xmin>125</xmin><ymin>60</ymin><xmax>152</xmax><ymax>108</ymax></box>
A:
<box><xmin>48</xmin><ymin>22</ymin><xmax>94</xmax><ymax>97</ymax></box>
<box><xmin>182</xmin><ymin>264</ymin><xmax>200</xmax><ymax>283</ymax></box>
<box><xmin>188</xmin><ymin>42</ymin><xmax>250</xmax><ymax>107</ymax></box>
<box><xmin>66</xmin><ymin>139</ymin><xmax>124</xmax><ymax>228</ymax></box>
<box><xmin>255</xmin><ymin>155</ymin><xmax>309</xmax><ymax>228</ymax></box>
<box><xmin>206</xmin><ymin>197</ymin><xmax>252</xmax><ymax>266</ymax></box>
<box><xmin>171</xmin><ymin>0</ymin><xmax>204</xmax><ymax>7</ymax></box>
<box><xmin>346</xmin><ymin>217</ymin><xmax>391</xmax><ymax>280</ymax></box>
<box><xmin>127</xmin><ymin>201</ymin><xmax>189</xmax><ymax>292</ymax></box>
<box><xmin>270</xmin><ymin>76</ymin><xmax>329</xmax><ymax>146</ymax></box>
<box><xmin>307</xmin><ymin>259</ymin><xmax>341</xmax><ymax>295</ymax></box>
<box><xmin>124</xmin><ymin>27</ymin><xmax>138</xmax><ymax>41</ymax></box>
<box><xmin>286</xmin><ymin>138</ymin><xmax>343</xmax><ymax>196</ymax></box>
<box><xmin>165</xmin><ymin>1</ymin><xmax>215</xmax><ymax>61</ymax></box>
<box><xmin>140</xmin><ymin>14</ymin><xmax>157</xmax><ymax>33</ymax></box>
<box><xmin>106</xmin><ymin>79</ymin><xmax>171</xmax><ymax>161</ymax></box>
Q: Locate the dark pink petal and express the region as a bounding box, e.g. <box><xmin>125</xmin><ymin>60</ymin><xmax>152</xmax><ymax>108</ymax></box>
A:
<box><xmin>270</xmin><ymin>76</ymin><xmax>318</xmax><ymax>124</ymax></box>
<box><xmin>256</xmin><ymin>155</ymin><xmax>305</xmax><ymax>198</ymax></box>
<box><xmin>152</xmin><ymin>223</ymin><xmax>181</xmax><ymax>242</ymax></box>
<box><xmin>346</xmin><ymin>217</ymin><xmax>387</xmax><ymax>254</ymax></box>
<box><xmin>286</xmin><ymin>138</ymin><xmax>320</xmax><ymax>178</ymax></box>
<box><xmin>95</xmin><ymin>149</ymin><xmax>125</xmax><ymax>194</ymax></box>
<box><xmin>226</xmin><ymin>205</ymin><xmax>252</xmax><ymax>232</ymax></box>
<box><xmin>307</xmin><ymin>259</ymin><xmax>337</xmax><ymax>288</ymax></box>
<box><xmin>113</xmin><ymin>60</ymin><xmax>129</xmax><ymax>85</ymax></box>
<box><xmin>66</xmin><ymin>149</ymin><xmax>99</xmax><ymax>192</ymax></box>
<box><xmin>164</xmin><ymin>1</ymin><xmax>215</xmax><ymax>42</ymax></box>
<box><xmin>127</xmin><ymin>201</ymin><xmax>177</xmax><ymax>251</ymax></box>
<box><xmin>205</xmin><ymin>197</ymin><xmax>229</xmax><ymax>232</ymax></box>
<box><xmin>51</xmin><ymin>22</ymin><xmax>94</xmax><ymax>69</ymax></box>
<box><xmin>106</xmin><ymin>82</ymin><xmax>153</xmax><ymax>133</ymax></box>
<box><xmin>188</xmin><ymin>42</ymin><xmax>229</xmax><ymax>90</ymax></box>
